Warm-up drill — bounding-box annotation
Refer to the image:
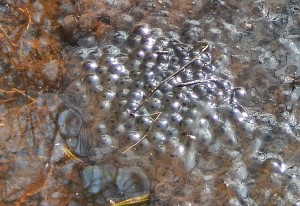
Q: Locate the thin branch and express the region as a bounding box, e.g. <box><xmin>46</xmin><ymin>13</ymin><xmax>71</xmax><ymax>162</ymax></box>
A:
<box><xmin>131</xmin><ymin>44</ymin><xmax>209</xmax><ymax>114</ymax></box>
<box><xmin>0</xmin><ymin>25</ymin><xmax>16</xmax><ymax>47</ymax></box>
<box><xmin>18</xmin><ymin>7</ymin><xmax>31</xmax><ymax>31</ymax></box>
<box><xmin>122</xmin><ymin>111</ymin><xmax>162</xmax><ymax>153</ymax></box>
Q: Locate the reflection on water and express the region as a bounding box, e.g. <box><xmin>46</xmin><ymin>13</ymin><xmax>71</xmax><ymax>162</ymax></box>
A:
<box><xmin>1</xmin><ymin>0</ymin><xmax>300</xmax><ymax>205</ymax></box>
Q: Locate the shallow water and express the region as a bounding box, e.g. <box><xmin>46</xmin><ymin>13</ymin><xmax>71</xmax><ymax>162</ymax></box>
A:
<box><xmin>1</xmin><ymin>0</ymin><xmax>300</xmax><ymax>205</ymax></box>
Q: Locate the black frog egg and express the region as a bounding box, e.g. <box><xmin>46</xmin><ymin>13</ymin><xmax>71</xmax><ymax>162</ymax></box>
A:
<box><xmin>157</xmin><ymin>53</ymin><xmax>170</xmax><ymax>65</ymax></box>
<box><xmin>66</xmin><ymin>81</ymin><xmax>86</xmax><ymax>94</ymax></box>
<box><xmin>133</xmin><ymin>80</ymin><xmax>144</xmax><ymax>89</ymax></box>
<box><xmin>110</xmin><ymin>64</ymin><xmax>128</xmax><ymax>77</ymax></box>
<box><xmin>118</xmin><ymin>78</ymin><xmax>133</xmax><ymax>88</ymax></box>
<box><xmin>83</xmin><ymin>73</ymin><xmax>100</xmax><ymax>85</ymax></box>
<box><xmin>151</xmin><ymin>27</ymin><xmax>163</xmax><ymax>37</ymax></box>
<box><xmin>191</xmin><ymin>58</ymin><xmax>204</xmax><ymax>70</ymax></box>
<box><xmin>166</xmin><ymin>127</ymin><xmax>179</xmax><ymax>139</ymax></box>
<box><xmin>132</xmin><ymin>24</ymin><xmax>151</xmax><ymax>37</ymax></box>
<box><xmin>126</xmin><ymin>131</ymin><xmax>141</xmax><ymax>143</ymax></box>
<box><xmin>148</xmin><ymin>98</ymin><xmax>162</xmax><ymax>110</ymax></box>
<box><xmin>130</xmin><ymin>90</ymin><xmax>145</xmax><ymax>102</ymax></box>
<box><xmin>156</xmin><ymin>118</ymin><xmax>169</xmax><ymax>130</ymax></box>
<box><xmin>136</xmin><ymin>139</ymin><xmax>151</xmax><ymax>152</ymax></box>
<box><xmin>203</xmin><ymin>64</ymin><xmax>216</xmax><ymax>74</ymax></box>
<box><xmin>126</xmin><ymin>34</ymin><xmax>142</xmax><ymax>48</ymax></box>
<box><xmin>137</xmin><ymin>116</ymin><xmax>152</xmax><ymax>128</ymax></box>
<box><xmin>143</xmin><ymin>70</ymin><xmax>154</xmax><ymax>81</ymax></box>
<box><xmin>107</xmin><ymin>73</ymin><xmax>120</xmax><ymax>84</ymax></box>
<box><xmin>102</xmin><ymin>45</ymin><xmax>120</xmax><ymax>56</ymax></box>
<box><xmin>81</xmin><ymin>60</ymin><xmax>98</xmax><ymax>73</ymax></box>
<box><xmin>95</xmin><ymin>123</ymin><xmax>107</xmax><ymax>134</ymax></box>
<box><xmin>145</xmin><ymin>52</ymin><xmax>158</xmax><ymax>63</ymax></box>
<box><xmin>99</xmin><ymin>134</ymin><xmax>113</xmax><ymax>147</ymax></box>
<box><xmin>100</xmin><ymin>55</ymin><xmax>117</xmax><ymax>66</ymax></box>
<box><xmin>152</xmin><ymin>89</ymin><xmax>164</xmax><ymax>99</ymax></box>
<box><xmin>99</xmin><ymin>100</ymin><xmax>111</xmax><ymax>111</ymax></box>
<box><xmin>233</xmin><ymin>87</ymin><xmax>247</xmax><ymax>99</ymax></box>
<box><xmin>170</xmin><ymin>113</ymin><xmax>183</xmax><ymax>125</ymax></box>
<box><xmin>127</xmin><ymin>59</ymin><xmax>141</xmax><ymax>71</ymax></box>
<box><xmin>169</xmin><ymin>101</ymin><xmax>182</xmax><ymax>113</ymax></box>
<box><xmin>141</xmin><ymin>36</ymin><xmax>156</xmax><ymax>52</ymax></box>
<box><xmin>126</xmin><ymin>101</ymin><xmax>140</xmax><ymax>111</ymax></box>
<box><xmin>215</xmin><ymin>79</ymin><xmax>232</xmax><ymax>91</ymax></box>
<box><xmin>193</xmin><ymin>71</ymin><xmax>206</xmax><ymax>80</ymax></box>
<box><xmin>103</xmin><ymin>90</ymin><xmax>116</xmax><ymax>101</ymax></box>
<box><xmin>147</xmin><ymin>79</ymin><xmax>159</xmax><ymax>89</ymax></box>
<box><xmin>180</xmin><ymin>118</ymin><xmax>194</xmax><ymax>131</ymax></box>
<box><xmin>201</xmin><ymin>52</ymin><xmax>212</xmax><ymax>64</ymax></box>
<box><xmin>110</xmin><ymin>31</ymin><xmax>127</xmax><ymax>46</ymax></box>
<box><xmin>154</xmin><ymin>144</ymin><xmax>167</xmax><ymax>155</ymax></box>
<box><xmin>159</xmin><ymin>82</ymin><xmax>173</xmax><ymax>93</ymax></box>
<box><xmin>151</xmin><ymin>131</ymin><xmax>167</xmax><ymax>144</ymax></box>
<box><xmin>193</xmin><ymin>84</ymin><xmax>207</xmax><ymax>97</ymax></box>
<box><xmin>134</xmin><ymin>49</ymin><xmax>146</xmax><ymax>61</ymax></box>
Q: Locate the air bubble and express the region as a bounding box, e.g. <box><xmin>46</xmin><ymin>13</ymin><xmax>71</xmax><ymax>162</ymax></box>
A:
<box><xmin>262</xmin><ymin>158</ymin><xmax>285</xmax><ymax>174</ymax></box>
<box><xmin>116</xmin><ymin>167</ymin><xmax>150</xmax><ymax>196</ymax></box>
<box><xmin>155</xmin><ymin>182</ymin><xmax>174</xmax><ymax>201</ymax></box>
<box><xmin>58</xmin><ymin>109</ymin><xmax>83</xmax><ymax>136</ymax></box>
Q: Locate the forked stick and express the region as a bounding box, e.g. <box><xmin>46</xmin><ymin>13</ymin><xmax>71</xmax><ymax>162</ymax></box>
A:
<box><xmin>131</xmin><ymin>44</ymin><xmax>209</xmax><ymax>114</ymax></box>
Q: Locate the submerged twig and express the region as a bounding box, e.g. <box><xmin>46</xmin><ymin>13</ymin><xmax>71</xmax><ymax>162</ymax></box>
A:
<box><xmin>18</xmin><ymin>7</ymin><xmax>31</xmax><ymax>31</ymax></box>
<box><xmin>0</xmin><ymin>25</ymin><xmax>16</xmax><ymax>47</ymax></box>
<box><xmin>61</xmin><ymin>145</ymin><xmax>88</xmax><ymax>166</ymax></box>
<box><xmin>0</xmin><ymin>88</ymin><xmax>36</xmax><ymax>105</ymax></box>
<box><xmin>110</xmin><ymin>193</ymin><xmax>150</xmax><ymax>206</ymax></box>
<box><xmin>122</xmin><ymin>112</ymin><xmax>162</xmax><ymax>154</ymax></box>
<box><xmin>131</xmin><ymin>44</ymin><xmax>209</xmax><ymax>114</ymax></box>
